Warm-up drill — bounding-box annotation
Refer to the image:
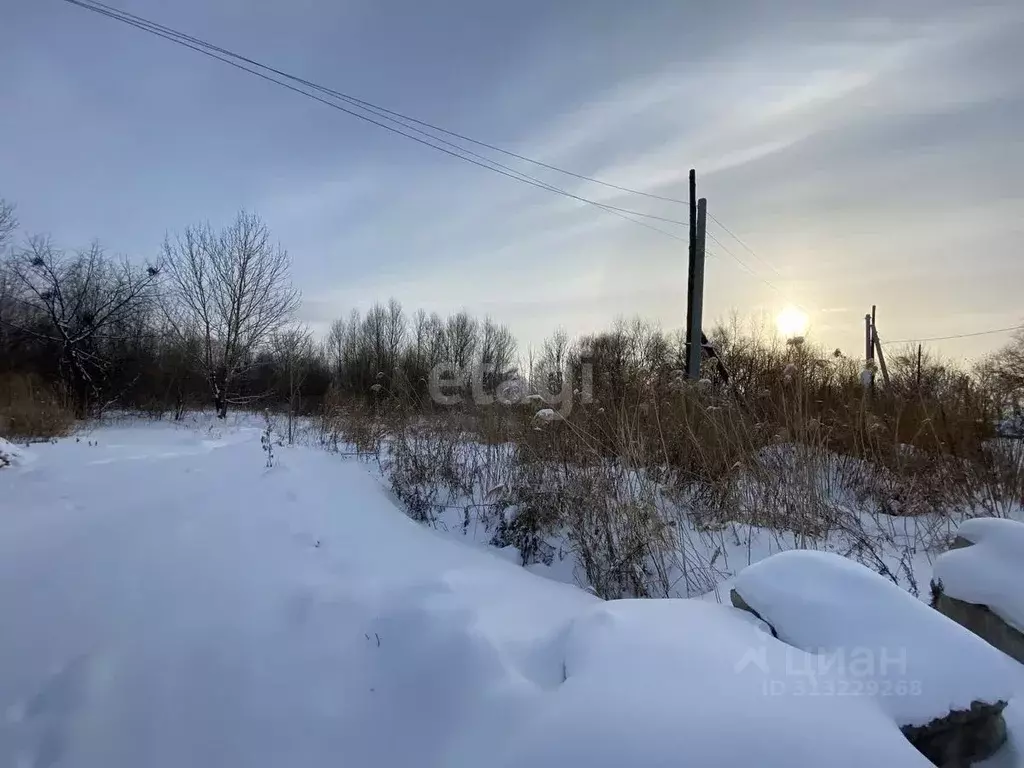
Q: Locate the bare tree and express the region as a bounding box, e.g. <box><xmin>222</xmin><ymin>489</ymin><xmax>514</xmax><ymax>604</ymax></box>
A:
<box><xmin>478</xmin><ymin>317</ymin><xmax>518</xmax><ymax>393</ymax></box>
<box><xmin>538</xmin><ymin>327</ymin><xmax>570</xmax><ymax>392</ymax></box>
<box><xmin>0</xmin><ymin>199</ymin><xmax>16</xmax><ymax>250</ymax></box>
<box><xmin>384</xmin><ymin>297</ymin><xmax>407</xmax><ymax>373</ymax></box>
<box><xmin>445</xmin><ymin>311</ymin><xmax>479</xmax><ymax>377</ymax></box>
<box><xmin>325</xmin><ymin>316</ymin><xmax>348</xmax><ymax>381</ymax></box>
<box><xmin>272</xmin><ymin>324</ymin><xmax>315</xmax><ymax>443</ymax></box>
<box><xmin>163</xmin><ymin>211</ymin><xmax>299</xmax><ymax>418</ymax></box>
<box><xmin>982</xmin><ymin>327</ymin><xmax>1024</xmax><ymax>430</ymax></box>
<box><xmin>6</xmin><ymin>236</ymin><xmax>160</xmax><ymax>415</ymax></box>
<box><xmin>403</xmin><ymin>308</ymin><xmax>431</xmax><ymax>383</ymax></box>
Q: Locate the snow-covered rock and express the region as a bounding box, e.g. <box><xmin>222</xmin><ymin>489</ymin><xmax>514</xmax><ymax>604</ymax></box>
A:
<box><xmin>932</xmin><ymin>517</ymin><xmax>1024</xmax><ymax>666</ymax></box>
<box><xmin>934</xmin><ymin>517</ymin><xmax>1024</xmax><ymax>634</ymax></box>
<box><xmin>732</xmin><ymin>549</ymin><xmax>1022</xmax><ymax>765</ymax></box>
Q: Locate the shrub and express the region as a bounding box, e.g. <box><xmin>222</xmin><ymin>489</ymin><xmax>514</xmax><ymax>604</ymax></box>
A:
<box><xmin>0</xmin><ymin>373</ymin><xmax>75</xmax><ymax>439</ymax></box>
<box><xmin>314</xmin><ymin>320</ymin><xmax>1023</xmax><ymax>598</ymax></box>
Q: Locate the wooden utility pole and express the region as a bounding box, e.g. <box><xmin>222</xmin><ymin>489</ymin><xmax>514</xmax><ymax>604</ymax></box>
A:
<box><xmin>683</xmin><ymin>169</ymin><xmax>726</xmax><ymax>383</ymax></box>
<box><xmin>872</xmin><ymin>329</ymin><xmax>891</xmax><ymax>387</ymax></box>
<box><xmin>864</xmin><ymin>313</ymin><xmax>874</xmax><ymax>365</ymax></box>
<box><xmin>684</xmin><ymin>198</ymin><xmax>708</xmax><ymax>378</ymax></box>
<box><xmin>701</xmin><ymin>332</ymin><xmax>730</xmax><ymax>384</ymax></box>
<box><xmin>863</xmin><ymin>310</ymin><xmax>876</xmax><ymax>395</ymax></box>
<box><xmin>685</xmin><ymin>169</ymin><xmax>699</xmax><ymax>378</ymax></box>
<box><xmin>864</xmin><ymin>305</ymin><xmax>890</xmax><ymax>387</ymax></box>
<box><xmin>686</xmin><ymin>198</ymin><xmax>707</xmax><ymax>379</ymax></box>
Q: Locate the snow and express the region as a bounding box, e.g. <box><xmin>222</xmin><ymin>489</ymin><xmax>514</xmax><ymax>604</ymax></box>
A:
<box><xmin>933</xmin><ymin>517</ymin><xmax>1024</xmax><ymax>632</ymax></box>
<box><xmin>985</xmin><ymin>698</ymin><xmax>1024</xmax><ymax>767</ymax></box>
<box><xmin>733</xmin><ymin>549</ymin><xmax>1024</xmax><ymax>727</ymax></box>
<box><xmin>1</xmin><ymin>418</ymin><xmax>1022</xmax><ymax>766</ymax></box>
<box><xmin>0</xmin><ymin>421</ymin><xmax>593</xmax><ymax>767</ymax></box>
<box><xmin>501</xmin><ymin>599</ymin><xmax>933</xmax><ymax>767</ymax></box>
<box><xmin>534</xmin><ymin>407</ymin><xmax>560</xmax><ymax>422</ymax></box>
<box><xmin>0</xmin><ymin>436</ymin><xmax>34</xmax><ymax>468</ymax></box>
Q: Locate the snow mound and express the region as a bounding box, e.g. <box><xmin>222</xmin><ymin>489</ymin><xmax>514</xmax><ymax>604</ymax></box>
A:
<box><xmin>733</xmin><ymin>549</ymin><xmax>1021</xmax><ymax>727</ymax></box>
<box><xmin>492</xmin><ymin>599</ymin><xmax>931</xmax><ymax>767</ymax></box>
<box><xmin>934</xmin><ymin>517</ymin><xmax>1024</xmax><ymax>633</ymax></box>
<box><xmin>0</xmin><ymin>437</ymin><xmax>34</xmax><ymax>468</ymax></box>
<box><xmin>534</xmin><ymin>408</ymin><xmax>560</xmax><ymax>423</ymax></box>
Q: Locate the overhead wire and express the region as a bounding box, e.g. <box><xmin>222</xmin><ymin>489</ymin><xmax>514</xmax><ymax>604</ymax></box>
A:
<box><xmin>880</xmin><ymin>325</ymin><xmax>1024</xmax><ymax>346</ymax></box>
<box><xmin>61</xmin><ymin>0</ymin><xmax>696</xmax><ymax>244</ymax></box>
<box><xmin>16</xmin><ymin>1</ymin><xmax>1016</xmax><ymax>350</ymax></box>
<box><xmin>66</xmin><ymin>0</ymin><xmax>699</xmax><ymax>208</ymax></box>
<box><xmin>62</xmin><ymin>0</ymin><xmax>807</xmax><ymax>280</ymax></box>
<box><xmin>707</xmin><ymin>213</ymin><xmax>785</xmax><ymax>281</ymax></box>
<box><xmin>59</xmin><ymin>0</ymin><xmax>831</xmax><ymax>315</ymax></box>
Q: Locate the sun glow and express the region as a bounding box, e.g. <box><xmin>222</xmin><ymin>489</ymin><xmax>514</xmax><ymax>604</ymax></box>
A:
<box><xmin>776</xmin><ymin>305</ymin><xmax>809</xmax><ymax>339</ymax></box>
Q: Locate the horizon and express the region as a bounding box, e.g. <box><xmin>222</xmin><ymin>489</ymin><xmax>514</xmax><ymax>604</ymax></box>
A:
<box><xmin>2</xmin><ymin>0</ymin><xmax>1022</xmax><ymax>362</ymax></box>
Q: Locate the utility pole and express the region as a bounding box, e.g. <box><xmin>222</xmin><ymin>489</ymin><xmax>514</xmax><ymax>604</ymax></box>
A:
<box><xmin>684</xmin><ymin>169</ymin><xmax>725</xmax><ymax>383</ymax></box>
<box><xmin>869</xmin><ymin>306</ymin><xmax>878</xmax><ymax>363</ymax></box>
<box><xmin>872</xmin><ymin>329</ymin><xmax>891</xmax><ymax>388</ymax></box>
<box><xmin>686</xmin><ymin>198</ymin><xmax>707</xmax><ymax>379</ymax></box>
<box><xmin>685</xmin><ymin>169</ymin><xmax>699</xmax><ymax>378</ymax></box>
<box><xmin>864</xmin><ymin>305</ymin><xmax>891</xmax><ymax>389</ymax></box>
<box><xmin>868</xmin><ymin>305</ymin><xmax>891</xmax><ymax>387</ymax></box>
<box><xmin>864</xmin><ymin>312</ymin><xmax>875</xmax><ymax>394</ymax></box>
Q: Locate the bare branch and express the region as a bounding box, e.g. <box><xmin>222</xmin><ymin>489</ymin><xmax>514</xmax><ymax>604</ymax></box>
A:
<box><xmin>162</xmin><ymin>210</ymin><xmax>299</xmax><ymax>416</ymax></box>
<box><xmin>0</xmin><ymin>199</ymin><xmax>16</xmax><ymax>250</ymax></box>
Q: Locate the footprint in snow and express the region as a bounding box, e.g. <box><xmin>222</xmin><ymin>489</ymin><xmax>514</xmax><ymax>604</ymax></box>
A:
<box><xmin>5</xmin><ymin>654</ymin><xmax>95</xmax><ymax>768</ymax></box>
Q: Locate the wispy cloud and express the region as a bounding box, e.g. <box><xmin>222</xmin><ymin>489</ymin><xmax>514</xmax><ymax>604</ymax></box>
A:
<box><xmin>1</xmin><ymin>0</ymin><xmax>1021</xmax><ymax>358</ymax></box>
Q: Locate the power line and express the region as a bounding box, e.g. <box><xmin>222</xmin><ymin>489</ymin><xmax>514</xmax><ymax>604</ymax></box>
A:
<box><xmin>881</xmin><ymin>324</ymin><xmax>1024</xmax><ymax>346</ymax></box>
<box><xmin>707</xmin><ymin>213</ymin><xmax>785</xmax><ymax>281</ymax></box>
<box><xmin>706</xmin><ymin>233</ymin><xmax>781</xmax><ymax>291</ymax></box>
<box><xmin>60</xmin><ymin>0</ymin><xmax>691</xmax><ymax>240</ymax></box>
<box><xmin>66</xmin><ymin>0</ymin><xmax>698</xmax><ymax>209</ymax></box>
<box><xmin>61</xmin><ymin>0</ymin><xmax>795</xmax><ymax>293</ymax></box>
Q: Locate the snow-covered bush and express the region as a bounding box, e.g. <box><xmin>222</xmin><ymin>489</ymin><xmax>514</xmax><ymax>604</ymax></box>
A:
<box><xmin>306</xmin><ymin>317</ymin><xmax>1022</xmax><ymax>599</ymax></box>
<box><xmin>261</xmin><ymin>412</ymin><xmax>276</xmax><ymax>468</ymax></box>
<box><xmin>385</xmin><ymin>420</ymin><xmax>470</xmax><ymax>523</ymax></box>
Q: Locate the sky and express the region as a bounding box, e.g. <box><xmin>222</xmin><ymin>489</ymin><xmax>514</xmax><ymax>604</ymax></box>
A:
<box><xmin>1</xmin><ymin>0</ymin><xmax>1022</xmax><ymax>360</ymax></box>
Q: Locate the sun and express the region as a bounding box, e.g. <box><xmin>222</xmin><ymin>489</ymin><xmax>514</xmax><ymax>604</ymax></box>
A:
<box><xmin>776</xmin><ymin>305</ymin><xmax>809</xmax><ymax>339</ymax></box>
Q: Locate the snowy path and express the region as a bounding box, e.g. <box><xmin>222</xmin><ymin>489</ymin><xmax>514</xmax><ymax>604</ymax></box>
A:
<box><xmin>0</xmin><ymin>424</ymin><xmax>592</xmax><ymax>767</ymax></box>
<box><xmin>2</xmin><ymin>422</ymin><xmax>1022</xmax><ymax>767</ymax></box>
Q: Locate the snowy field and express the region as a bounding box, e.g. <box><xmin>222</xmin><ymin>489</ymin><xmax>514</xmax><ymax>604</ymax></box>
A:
<box><xmin>2</xmin><ymin>418</ymin><xmax>1024</xmax><ymax>766</ymax></box>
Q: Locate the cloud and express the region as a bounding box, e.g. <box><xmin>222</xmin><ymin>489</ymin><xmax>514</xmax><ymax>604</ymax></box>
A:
<box><xmin>2</xmin><ymin>0</ymin><xmax>1021</xmax><ymax>359</ymax></box>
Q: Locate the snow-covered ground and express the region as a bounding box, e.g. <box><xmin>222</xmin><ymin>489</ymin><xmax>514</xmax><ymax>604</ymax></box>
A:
<box><xmin>1</xmin><ymin>418</ymin><xmax>1023</xmax><ymax>766</ymax></box>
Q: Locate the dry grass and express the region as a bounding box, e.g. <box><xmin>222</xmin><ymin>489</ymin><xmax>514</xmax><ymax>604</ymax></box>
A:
<box><xmin>313</xmin><ymin>331</ymin><xmax>1023</xmax><ymax>599</ymax></box>
<box><xmin>0</xmin><ymin>373</ymin><xmax>76</xmax><ymax>440</ymax></box>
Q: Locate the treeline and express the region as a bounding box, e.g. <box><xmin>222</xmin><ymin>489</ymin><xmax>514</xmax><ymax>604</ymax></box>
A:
<box><xmin>2</xmin><ymin>196</ymin><xmax>1022</xmax><ymax>436</ymax></box>
<box><xmin>0</xmin><ymin>197</ymin><xmax>707</xmax><ymax>421</ymax></box>
<box><xmin>0</xmin><ymin>200</ymin><xmax>668</xmax><ymax>420</ymax></box>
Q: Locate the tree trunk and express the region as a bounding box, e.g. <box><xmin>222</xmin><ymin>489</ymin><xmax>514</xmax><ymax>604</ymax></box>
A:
<box><xmin>211</xmin><ymin>369</ymin><xmax>228</xmax><ymax>419</ymax></box>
